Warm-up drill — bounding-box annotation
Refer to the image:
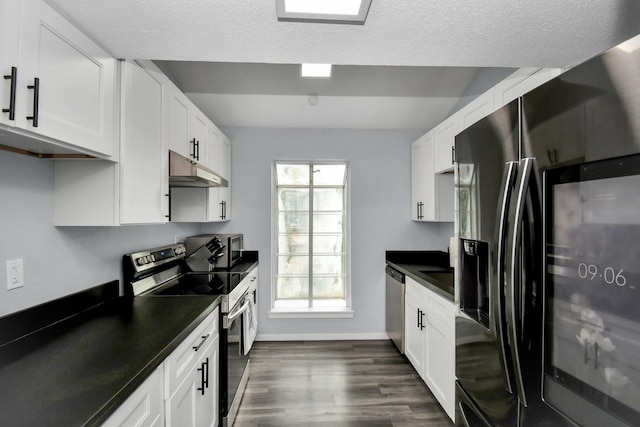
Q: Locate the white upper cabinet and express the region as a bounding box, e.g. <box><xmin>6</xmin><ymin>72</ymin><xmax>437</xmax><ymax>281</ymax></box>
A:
<box><xmin>434</xmin><ymin>117</ymin><xmax>460</xmax><ymax>173</ymax></box>
<box><xmin>169</xmin><ymin>87</ymin><xmax>210</xmax><ymax>167</ymax></box>
<box><xmin>411</xmin><ymin>133</ymin><xmax>453</xmax><ymax>222</ymax></box>
<box><xmin>0</xmin><ymin>1</ymin><xmax>21</xmax><ymax>127</ymax></box>
<box><xmin>2</xmin><ymin>0</ymin><xmax>117</xmax><ymax>158</ymax></box>
<box><xmin>411</xmin><ymin>134</ymin><xmax>433</xmax><ymax>221</ymax></box>
<box><xmin>119</xmin><ymin>60</ymin><xmax>169</xmax><ymax>224</ymax></box>
<box><xmin>54</xmin><ymin>60</ymin><xmax>169</xmax><ymax>226</ymax></box>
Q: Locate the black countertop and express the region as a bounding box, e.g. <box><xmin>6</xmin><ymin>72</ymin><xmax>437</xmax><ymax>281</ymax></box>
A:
<box><xmin>386</xmin><ymin>250</ymin><xmax>454</xmax><ymax>301</ymax></box>
<box><xmin>0</xmin><ymin>283</ymin><xmax>221</xmax><ymax>427</ymax></box>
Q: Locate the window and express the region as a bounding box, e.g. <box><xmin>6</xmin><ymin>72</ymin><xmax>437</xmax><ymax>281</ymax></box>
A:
<box><xmin>272</xmin><ymin>161</ymin><xmax>350</xmax><ymax>313</ymax></box>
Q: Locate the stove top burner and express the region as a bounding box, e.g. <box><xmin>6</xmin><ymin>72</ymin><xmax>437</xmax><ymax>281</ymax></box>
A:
<box><xmin>151</xmin><ymin>272</ymin><xmax>245</xmax><ymax>296</ymax></box>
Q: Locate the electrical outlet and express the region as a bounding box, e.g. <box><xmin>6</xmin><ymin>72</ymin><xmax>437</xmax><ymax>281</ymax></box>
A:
<box><xmin>6</xmin><ymin>259</ymin><xmax>24</xmax><ymax>290</ymax></box>
<box><xmin>174</xmin><ymin>235</ymin><xmax>181</xmax><ymax>244</ymax></box>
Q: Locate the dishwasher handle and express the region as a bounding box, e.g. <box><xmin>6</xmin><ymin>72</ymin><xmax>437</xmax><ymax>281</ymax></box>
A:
<box><xmin>385</xmin><ymin>265</ymin><xmax>405</xmax><ymax>283</ymax></box>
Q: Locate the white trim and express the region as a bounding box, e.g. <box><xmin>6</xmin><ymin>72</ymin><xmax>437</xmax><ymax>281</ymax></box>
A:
<box><xmin>256</xmin><ymin>332</ymin><xmax>390</xmax><ymax>341</ymax></box>
<box><xmin>268</xmin><ymin>308</ymin><xmax>355</xmax><ymax>319</ymax></box>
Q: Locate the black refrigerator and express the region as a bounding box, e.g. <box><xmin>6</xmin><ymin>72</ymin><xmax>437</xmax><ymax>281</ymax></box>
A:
<box><xmin>455</xmin><ymin>34</ymin><xmax>640</xmax><ymax>427</ymax></box>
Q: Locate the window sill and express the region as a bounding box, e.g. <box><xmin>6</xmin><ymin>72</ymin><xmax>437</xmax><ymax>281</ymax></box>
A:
<box><xmin>268</xmin><ymin>307</ymin><xmax>355</xmax><ymax>319</ymax></box>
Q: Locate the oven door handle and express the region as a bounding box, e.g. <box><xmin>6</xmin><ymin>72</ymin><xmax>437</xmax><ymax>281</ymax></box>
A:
<box><xmin>224</xmin><ymin>298</ymin><xmax>251</xmax><ymax>329</ymax></box>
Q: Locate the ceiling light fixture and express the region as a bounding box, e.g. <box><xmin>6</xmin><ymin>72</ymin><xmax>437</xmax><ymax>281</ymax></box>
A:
<box><xmin>276</xmin><ymin>0</ymin><xmax>372</xmax><ymax>25</ymax></box>
<box><xmin>301</xmin><ymin>63</ymin><xmax>332</xmax><ymax>78</ymax></box>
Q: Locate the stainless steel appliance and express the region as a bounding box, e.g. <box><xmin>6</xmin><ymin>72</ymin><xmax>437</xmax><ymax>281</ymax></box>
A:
<box><xmin>123</xmin><ymin>242</ymin><xmax>257</xmax><ymax>427</ymax></box>
<box><xmin>186</xmin><ymin>234</ymin><xmax>244</xmax><ymax>270</ymax></box>
<box><xmin>455</xmin><ymin>34</ymin><xmax>640</xmax><ymax>427</ymax></box>
<box><xmin>169</xmin><ymin>150</ymin><xmax>228</xmax><ymax>188</ymax></box>
<box><xmin>385</xmin><ymin>265</ymin><xmax>405</xmax><ymax>353</ymax></box>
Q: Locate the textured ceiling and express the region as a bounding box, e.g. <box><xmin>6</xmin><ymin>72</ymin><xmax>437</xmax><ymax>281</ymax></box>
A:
<box><xmin>44</xmin><ymin>0</ymin><xmax>640</xmax><ymax>129</ymax></box>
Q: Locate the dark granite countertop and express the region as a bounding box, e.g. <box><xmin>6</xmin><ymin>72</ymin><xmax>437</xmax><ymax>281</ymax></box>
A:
<box><xmin>0</xmin><ymin>283</ymin><xmax>221</xmax><ymax>427</ymax></box>
<box><xmin>386</xmin><ymin>251</ymin><xmax>454</xmax><ymax>301</ymax></box>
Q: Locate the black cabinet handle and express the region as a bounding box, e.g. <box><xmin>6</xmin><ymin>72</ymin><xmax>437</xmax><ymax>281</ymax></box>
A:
<box><xmin>190</xmin><ymin>138</ymin><xmax>196</xmax><ymax>159</ymax></box>
<box><xmin>26</xmin><ymin>77</ymin><xmax>39</xmax><ymax>127</ymax></box>
<box><xmin>451</xmin><ymin>146</ymin><xmax>455</xmax><ymax>164</ymax></box>
<box><xmin>220</xmin><ymin>201</ymin><xmax>225</xmax><ymax>220</ymax></box>
<box><xmin>192</xmin><ymin>333</ymin><xmax>210</xmax><ymax>352</ymax></box>
<box><xmin>197</xmin><ymin>362</ymin><xmax>206</xmax><ymax>395</ymax></box>
<box><xmin>3</xmin><ymin>67</ymin><xmax>17</xmax><ymax>120</ymax></box>
<box><xmin>204</xmin><ymin>357</ymin><xmax>209</xmax><ymax>389</ymax></box>
<box><xmin>195</xmin><ymin>140</ymin><xmax>200</xmax><ymax>161</ymax></box>
<box><xmin>417</xmin><ymin>309</ymin><xmax>425</xmax><ymax>330</ymax></box>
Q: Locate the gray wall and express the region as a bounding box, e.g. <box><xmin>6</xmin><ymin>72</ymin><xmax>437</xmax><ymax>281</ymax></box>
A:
<box><xmin>0</xmin><ymin>149</ymin><xmax>198</xmax><ymax>317</ymax></box>
<box><xmin>0</xmin><ymin>127</ymin><xmax>453</xmax><ymax>338</ymax></box>
<box><xmin>204</xmin><ymin>128</ymin><xmax>454</xmax><ymax>339</ymax></box>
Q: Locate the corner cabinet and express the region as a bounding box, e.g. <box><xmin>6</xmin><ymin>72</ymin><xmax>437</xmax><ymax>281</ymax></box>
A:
<box><xmin>404</xmin><ymin>277</ymin><xmax>455</xmax><ymax>422</ymax></box>
<box><xmin>0</xmin><ymin>0</ymin><xmax>116</xmax><ymax>158</ymax></box>
<box><xmin>54</xmin><ymin>60</ymin><xmax>169</xmax><ymax>226</ymax></box>
<box><xmin>410</xmin><ymin>134</ymin><xmax>453</xmax><ymax>222</ymax></box>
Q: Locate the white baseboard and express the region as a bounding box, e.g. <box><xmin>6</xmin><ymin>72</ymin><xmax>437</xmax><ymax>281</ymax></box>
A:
<box><xmin>256</xmin><ymin>332</ymin><xmax>390</xmax><ymax>341</ymax></box>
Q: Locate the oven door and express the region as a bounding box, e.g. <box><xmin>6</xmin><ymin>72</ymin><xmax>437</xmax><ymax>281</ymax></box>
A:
<box><xmin>222</xmin><ymin>293</ymin><xmax>252</xmax><ymax>426</ymax></box>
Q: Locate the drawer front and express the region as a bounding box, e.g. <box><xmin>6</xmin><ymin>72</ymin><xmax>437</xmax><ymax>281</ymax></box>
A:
<box><xmin>426</xmin><ymin>292</ymin><xmax>454</xmax><ymax>329</ymax></box>
<box><xmin>164</xmin><ymin>308</ymin><xmax>218</xmax><ymax>399</ymax></box>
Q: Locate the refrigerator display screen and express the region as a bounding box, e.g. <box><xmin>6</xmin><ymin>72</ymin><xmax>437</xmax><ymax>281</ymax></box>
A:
<box><xmin>544</xmin><ymin>154</ymin><xmax>640</xmax><ymax>426</ymax></box>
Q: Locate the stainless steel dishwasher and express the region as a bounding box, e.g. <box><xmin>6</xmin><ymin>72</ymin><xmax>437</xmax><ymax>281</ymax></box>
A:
<box><xmin>385</xmin><ymin>265</ymin><xmax>405</xmax><ymax>353</ymax></box>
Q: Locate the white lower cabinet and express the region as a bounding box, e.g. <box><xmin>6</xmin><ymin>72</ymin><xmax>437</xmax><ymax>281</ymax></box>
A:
<box><xmin>102</xmin><ymin>365</ymin><xmax>164</xmax><ymax>427</ymax></box>
<box><xmin>404</xmin><ymin>277</ymin><xmax>455</xmax><ymax>422</ymax></box>
<box><xmin>165</xmin><ymin>309</ymin><xmax>219</xmax><ymax>427</ymax></box>
<box><xmin>104</xmin><ymin>308</ymin><xmax>219</xmax><ymax>427</ymax></box>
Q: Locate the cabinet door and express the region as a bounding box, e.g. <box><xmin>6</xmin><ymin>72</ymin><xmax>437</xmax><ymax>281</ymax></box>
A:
<box><xmin>411</xmin><ymin>135</ymin><xmax>434</xmax><ymax>221</ymax></box>
<box><xmin>120</xmin><ymin>60</ymin><xmax>168</xmax><ymax>224</ymax></box>
<box><xmin>434</xmin><ymin>118</ymin><xmax>459</xmax><ymax>173</ymax></box>
<box><xmin>0</xmin><ymin>1</ymin><xmax>21</xmax><ymax>127</ymax></box>
<box><xmin>460</xmin><ymin>93</ymin><xmax>496</xmax><ymax>130</ymax></box>
<box><xmin>404</xmin><ymin>280</ymin><xmax>427</xmax><ymax>377</ymax></box>
<box><xmin>166</xmin><ymin>367</ymin><xmax>198</xmax><ymax>427</ymax></box>
<box><xmin>425</xmin><ymin>315</ymin><xmax>455</xmax><ymax>420</ymax></box>
<box><xmin>190</xmin><ymin>109</ymin><xmax>208</xmax><ymax>165</ymax></box>
<box><xmin>102</xmin><ymin>365</ymin><xmax>164</xmax><ymax>427</ymax></box>
<box><xmin>17</xmin><ymin>0</ymin><xmax>116</xmax><ymax>157</ymax></box>
<box><xmin>195</xmin><ymin>336</ymin><xmax>220</xmax><ymax>427</ymax></box>
<box><xmin>168</xmin><ymin>88</ymin><xmax>192</xmax><ymax>159</ymax></box>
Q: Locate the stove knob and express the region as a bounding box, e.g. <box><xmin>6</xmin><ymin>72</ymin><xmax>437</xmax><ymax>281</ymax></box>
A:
<box><xmin>150</xmin><ymin>255</ymin><xmax>156</xmax><ymax>262</ymax></box>
<box><xmin>136</xmin><ymin>257</ymin><xmax>146</xmax><ymax>266</ymax></box>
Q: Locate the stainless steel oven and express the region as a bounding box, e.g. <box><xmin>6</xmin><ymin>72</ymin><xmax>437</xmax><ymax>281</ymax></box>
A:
<box><xmin>123</xmin><ymin>242</ymin><xmax>257</xmax><ymax>427</ymax></box>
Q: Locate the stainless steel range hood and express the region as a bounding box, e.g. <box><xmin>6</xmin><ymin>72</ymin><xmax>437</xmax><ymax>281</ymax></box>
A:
<box><xmin>169</xmin><ymin>150</ymin><xmax>228</xmax><ymax>188</ymax></box>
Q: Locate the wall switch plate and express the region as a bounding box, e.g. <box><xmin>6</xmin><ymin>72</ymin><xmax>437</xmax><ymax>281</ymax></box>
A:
<box><xmin>6</xmin><ymin>259</ymin><xmax>24</xmax><ymax>290</ymax></box>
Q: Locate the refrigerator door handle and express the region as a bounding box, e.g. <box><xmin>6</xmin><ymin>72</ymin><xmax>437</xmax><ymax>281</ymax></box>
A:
<box><xmin>496</xmin><ymin>161</ymin><xmax>519</xmax><ymax>395</ymax></box>
<box><xmin>505</xmin><ymin>157</ymin><xmax>539</xmax><ymax>408</ymax></box>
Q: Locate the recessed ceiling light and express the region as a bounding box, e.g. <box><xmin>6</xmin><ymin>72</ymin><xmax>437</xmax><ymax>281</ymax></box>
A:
<box><xmin>276</xmin><ymin>0</ymin><xmax>372</xmax><ymax>24</ymax></box>
<box><xmin>301</xmin><ymin>63</ymin><xmax>332</xmax><ymax>78</ymax></box>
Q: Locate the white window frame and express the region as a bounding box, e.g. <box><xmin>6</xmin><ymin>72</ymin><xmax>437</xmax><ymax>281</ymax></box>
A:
<box><xmin>269</xmin><ymin>160</ymin><xmax>353</xmax><ymax>319</ymax></box>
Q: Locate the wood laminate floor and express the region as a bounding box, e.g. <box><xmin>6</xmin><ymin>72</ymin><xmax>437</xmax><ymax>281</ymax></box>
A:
<box><xmin>233</xmin><ymin>340</ymin><xmax>454</xmax><ymax>427</ymax></box>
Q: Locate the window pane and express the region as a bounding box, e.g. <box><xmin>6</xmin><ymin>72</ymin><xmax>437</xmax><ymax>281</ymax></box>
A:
<box><xmin>278</xmin><ymin>212</ymin><xmax>309</xmax><ymax>234</ymax></box>
<box><xmin>313</xmin><ymin>212</ymin><xmax>344</xmax><ymax>233</ymax></box>
<box><xmin>276</xmin><ymin>164</ymin><xmax>309</xmax><ymax>185</ymax></box>
<box><xmin>276</xmin><ymin>277</ymin><xmax>309</xmax><ymax>299</ymax></box>
<box><xmin>277</xmin><ymin>234</ymin><xmax>309</xmax><ymax>255</ymax></box>
<box><xmin>277</xmin><ymin>255</ymin><xmax>309</xmax><ymax>276</ymax></box>
<box><xmin>313</xmin><ymin>255</ymin><xmax>344</xmax><ymax>275</ymax></box>
<box><xmin>313</xmin><ymin>277</ymin><xmax>345</xmax><ymax>299</ymax></box>
<box><xmin>313</xmin><ymin>188</ymin><xmax>343</xmax><ymax>211</ymax></box>
<box><xmin>277</xmin><ymin>188</ymin><xmax>309</xmax><ymax>211</ymax></box>
<box><xmin>313</xmin><ymin>234</ymin><xmax>344</xmax><ymax>255</ymax></box>
<box><xmin>313</xmin><ymin>164</ymin><xmax>346</xmax><ymax>185</ymax></box>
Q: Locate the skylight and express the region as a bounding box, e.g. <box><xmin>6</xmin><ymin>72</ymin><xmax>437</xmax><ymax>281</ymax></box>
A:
<box><xmin>301</xmin><ymin>63</ymin><xmax>332</xmax><ymax>78</ymax></box>
<box><xmin>275</xmin><ymin>0</ymin><xmax>372</xmax><ymax>24</ymax></box>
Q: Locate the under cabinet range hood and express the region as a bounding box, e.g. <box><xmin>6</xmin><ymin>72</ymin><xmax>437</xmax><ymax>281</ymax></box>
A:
<box><xmin>169</xmin><ymin>150</ymin><xmax>228</xmax><ymax>188</ymax></box>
